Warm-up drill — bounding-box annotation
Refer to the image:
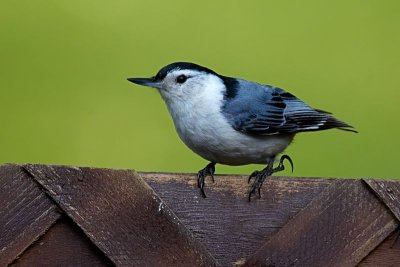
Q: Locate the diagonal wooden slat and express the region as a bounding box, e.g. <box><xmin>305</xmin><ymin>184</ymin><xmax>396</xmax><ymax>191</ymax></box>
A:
<box><xmin>10</xmin><ymin>217</ymin><xmax>114</xmax><ymax>267</ymax></box>
<box><xmin>363</xmin><ymin>179</ymin><xmax>400</xmax><ymax>222</ymax></box>
<box><xmin>140</xmin><ymin>172</ymin><xmax>334</xmax><ymax>267</ymax></box>
<box><xmin>357</xmin><ymin>229</ymin><xmax>400</xmax><ymax>267</ymax></box>
<box><xmin>23</xmin><ymin>164</ymin><xmax>217</xmax><ymax>267</ymax></box>
<box><xmin>0</xmin><ymin>165</ymin><xmax>61</xmax><ymax>266</ymax></box>
<box><xmin>243</xmin><ymin>179</ymin><xmax>399</xmax><ymax>267</ymax></box>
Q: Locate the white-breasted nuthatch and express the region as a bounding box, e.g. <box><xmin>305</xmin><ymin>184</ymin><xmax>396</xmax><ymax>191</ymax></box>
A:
<box><xmin>128</xmin><ymin>62</ymin><xmax>356</xmax><ymax>200</ymax></box>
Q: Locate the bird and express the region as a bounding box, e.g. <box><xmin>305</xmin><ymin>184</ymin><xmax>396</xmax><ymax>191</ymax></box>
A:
<box><xmin>127</xmin><ymin>62</ymin><xmax>356</xmax><ymax>200</ymax></box>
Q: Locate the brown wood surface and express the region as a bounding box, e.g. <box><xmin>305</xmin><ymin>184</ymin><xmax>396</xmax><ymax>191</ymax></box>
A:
<box><xmin>10</xmin><ymin>217</ymin><xmax>113</xmax><ymax>267</ymax></box>
<box><xmin>2</xmin><ymin>164</ymin><xmax>400</xmax><ymax>267</ymax></box>
<box><xmin>0</xmin><ymin>165</ymin><xmax>60</xmax><ymax>266</ymax></box>
<box><xmin>363</xmin><ymin>179</ymin><xmax>400</xmax><ymax>222</ymax></box>
<box><xmin>357</xmin><ymin>229</ymin><xmax>400</xmax><ymax>267</ymax></box>
<box><xmin>243</xmin><ymin>179</ymin><xmax>399</xmax><ymax>267</ymax></box>
<box><xmin>141</xmin><ymin>172</ymin><xmax>334</xmax><ymax>266</ymax></box>
<box><xmin>23</xmin><ymin>165</ymin><xmax>217</xmax><ymax>267</ymax></box>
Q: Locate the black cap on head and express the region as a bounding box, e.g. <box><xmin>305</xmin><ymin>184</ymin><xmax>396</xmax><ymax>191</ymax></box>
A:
<box><xmin>154</xmin><ymin>62</ymin><xmax>218</xmax><ymax>80</ymax></box>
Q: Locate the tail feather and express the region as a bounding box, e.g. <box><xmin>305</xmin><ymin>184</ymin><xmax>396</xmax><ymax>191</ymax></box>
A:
<box><xmin>322</xmin><ymin>116</ymin><xmax>358</xmax><ymax>133</ymax></box>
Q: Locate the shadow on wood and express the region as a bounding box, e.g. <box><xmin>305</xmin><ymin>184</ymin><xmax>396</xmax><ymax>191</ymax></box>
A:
<box><xmin>0</xmin><ymin>164</ymin><xmax>399</xmax><ymax>267</ymax></box>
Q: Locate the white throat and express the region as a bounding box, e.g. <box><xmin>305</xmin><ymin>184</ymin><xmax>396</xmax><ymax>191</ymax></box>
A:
<box><xmin>160</xmin><ymin>74</ymin><xmax>226</xmax><ymax>124</ymax></box>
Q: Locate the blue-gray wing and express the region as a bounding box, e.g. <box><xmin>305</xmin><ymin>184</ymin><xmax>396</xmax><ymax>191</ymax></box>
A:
<box><xmin>221</xmin><ymin>79</ymin><xmax>355</xmax><ymax>135</ymax></box>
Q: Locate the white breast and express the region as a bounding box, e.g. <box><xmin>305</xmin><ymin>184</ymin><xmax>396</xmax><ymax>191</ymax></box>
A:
<box><xmin>160</xmin><ymin>75</ymin><xmax>293</xmax><ymax>165</ymax></box>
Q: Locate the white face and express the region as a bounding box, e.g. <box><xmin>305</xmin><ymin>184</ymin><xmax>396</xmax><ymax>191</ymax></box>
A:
<box><xmin>157</xmin><ymin>69</ymin><xmax>220</xmax><ymax>102</ymax></box>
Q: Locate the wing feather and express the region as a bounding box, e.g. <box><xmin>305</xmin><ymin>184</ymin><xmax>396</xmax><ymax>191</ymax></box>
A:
<box><xmin>221</xmin><ymin>80</ymin><xmax>356</xmax><ymax>135</ymax></box>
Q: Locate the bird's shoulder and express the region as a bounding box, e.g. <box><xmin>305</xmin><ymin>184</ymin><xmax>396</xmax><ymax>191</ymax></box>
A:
<box><xmin>220</xmin><ymin>78</ymin><xmax>290</xmax><ymax>134</ymax></box>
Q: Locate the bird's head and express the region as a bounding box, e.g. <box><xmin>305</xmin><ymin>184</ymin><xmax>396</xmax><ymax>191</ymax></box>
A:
<box><xmin>128</xmin><ymin>62</ymin><xmax>225</xmax><ymax>102</ymax></box>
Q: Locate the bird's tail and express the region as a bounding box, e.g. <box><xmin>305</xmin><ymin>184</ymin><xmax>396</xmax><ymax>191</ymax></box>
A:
<box><xmin>323</xmin><ymin>116</ymin><xmax>358</xmax><ymax>133</ymax></box>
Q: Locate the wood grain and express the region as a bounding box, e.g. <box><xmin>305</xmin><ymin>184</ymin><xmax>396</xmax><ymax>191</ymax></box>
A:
<box><xmin>358</xmin><ymin>229</ymin><xmax>400</xmax><ymax>267</ymax></box>
<box><xmin>243</xmin><ymin>179</ymin><xmax>399</xmax><ymax>267</ymax></box>
<box><xmin>2</xmin><ymin>164</ymin><xmax>400</xmax><ymax>266</ymax></box>
<box><xmin>23</xmin><ymin>165</ymin><xmax>217</xmax><ymax>267</ymax></box>
<box><xmin>0</xmin><ymin>165</ymin><xmax>60</xmax><ymax>266</ymax></box>
<box><xmin>141</xmin><ymin>172</ymin><xmax>334</xmax><ymax>266</ymax></box>
<box><xmin>363</xmin><ymin>179</ymin><xmax>400</xmax><ymax>221</ymax></box>
<box><xmin>10</xmin><ymin>217</ymin><xmax>113</xmax><ymax>267</ymax></box>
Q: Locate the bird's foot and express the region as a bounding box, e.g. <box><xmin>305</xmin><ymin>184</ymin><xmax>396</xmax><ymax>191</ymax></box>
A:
<box><xmin>248</xmin><ymin>167</ymin><xmax>272</xmax><ymax>201</ymax></box>
<box><xmin>248</xmin><ymin>155</ymin><xmax>294</xmax><ymax>201</ymax></box>
<box><xmin>248</xmin><ymin>170</ymin><xmax>260</xmax><ymax>184</ymax></box>
<box><xmin>197</xmin><ymin>162</ymin><xmax>216</xmax><ymax>198</ymax></box>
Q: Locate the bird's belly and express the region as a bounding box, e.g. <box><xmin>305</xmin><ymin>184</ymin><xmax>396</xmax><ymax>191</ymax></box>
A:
<box><xmin>193</xmin><ymin>134</ymin><xmax>293</xmax><ymax>165</ymax></box>
<box><xmin>173</xmin><ymin>111</ymin><xmax>293</xmax><ymax>165</ymax></box>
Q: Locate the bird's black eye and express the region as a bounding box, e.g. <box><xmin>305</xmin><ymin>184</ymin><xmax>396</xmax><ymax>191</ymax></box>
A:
<box><xmin>176</xmin><ymin>75</ymin><xmax>188</xmax><ymax>84</ymax></box>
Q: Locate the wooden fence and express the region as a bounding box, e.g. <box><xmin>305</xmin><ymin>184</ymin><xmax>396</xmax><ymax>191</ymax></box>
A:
<box><xmin>1</xmin><ymin>164</ymin><xmax>399</xmax><ymax>266</ymax></box>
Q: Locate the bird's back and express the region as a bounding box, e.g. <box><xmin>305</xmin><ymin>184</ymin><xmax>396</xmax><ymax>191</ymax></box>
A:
<box><xmin>221</xmin><ymin>78</ymin><xmax>356</xmax><ymax>135</ymax></box>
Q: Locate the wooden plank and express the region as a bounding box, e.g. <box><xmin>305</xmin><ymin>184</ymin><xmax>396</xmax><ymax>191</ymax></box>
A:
<box><xmin>363</xmin><ymin>179</ymin><xmax>400</xmax><ymax>222</ymax></box>
<box><xmin>243</xmin><ymin>179</ymin><xmax>398</xmax><ymax>267</ymax></box>
<box><xmin>0</xmin><ymin>165</ymin><xmax>60</xmax><ymax>266</ymax></box>
<box><xmin>357</xmin><ymin>229</ymin><xmax>400</xmax><ymax>267</ymax></box>
<box><xmin>10</xmin><ymin>217</ymin><xmax>113</xmax><ymax>267</ymax></box>
<box><xmin>141</xmin><ymin>172</ymin><xmax>334</xmax><ymax>267</ymax></box>
<box><xmin>24</xmin><ymin>165</ymin><xmax>217</xmax><ymax>267</ymax></box>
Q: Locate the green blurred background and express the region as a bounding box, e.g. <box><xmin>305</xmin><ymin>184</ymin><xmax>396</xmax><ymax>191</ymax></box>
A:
<box><xmin>1</xmin><ymin>1</ymin><xmax>399</xmax><ymax>179</ymax></box>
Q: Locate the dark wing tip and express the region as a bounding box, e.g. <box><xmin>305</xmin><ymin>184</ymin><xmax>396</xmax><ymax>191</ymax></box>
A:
<box><xmin>338</xmin><ymin>127</ymin><xmax>358</xmax><ymax>133</ymax></box>
<box><xmin>324</xmin><ymin>116</ymin><xmax>358</xmax><ymax>133</ymax></box>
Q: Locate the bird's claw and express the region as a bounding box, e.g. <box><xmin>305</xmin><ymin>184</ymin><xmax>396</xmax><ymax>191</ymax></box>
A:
<box><xmin>197</xmin><ymin>162</ymin><xmax>216</xmax><ymax>198</ymax></box>
<box><xmin>248</xmin><ymin>168</ymin><xmax>271</xmax><ymax>201</ymax></box>
<box><xmin>210</xmin><ymin>173</ymin><xmax>215</xmax><ymax>183</ymax></box>
<box><xmin>248</xmin><ymin>170</ymin><xmax>259</xmax><ymax>183</ymax></box>
<box><xmin>248</xmin><ymin>154</ymin><xmax>294</xmax><ymax>201</ymax></box>
<box><xmin>197</xmin><ymin>172</ymin><xmax>206</xmax><ymax>198</ymax></box>
<box><xmin>279</xmin><ymin>154</ymin><xmax>294</xmax><ymax>173</ymax></box>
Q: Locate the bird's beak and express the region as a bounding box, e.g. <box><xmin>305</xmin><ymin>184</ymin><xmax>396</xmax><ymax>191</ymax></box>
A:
<box><xmin>127</xmin><ymin>77</ymin><xmax>162</xmax><ymax>89</ymax></box>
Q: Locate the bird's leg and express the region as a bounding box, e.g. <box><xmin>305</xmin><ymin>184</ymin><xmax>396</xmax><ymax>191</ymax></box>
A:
<box><xmin>197</xmin><ymin>162</ymin><xmax>216</xmax><ymax>198</ymax></box>
<box><xmin>248</xmin><ymin>160</ymin><xmax>274</xmax><ymax>201</ymax></box>
<box><xmin>248</xmin><ymin>170</ymin><xmax>260</xmax><ymax>184</ymax></box>
<box><xmin>248</xmin><ymin>155</ymin><xmax>294</xmax><ymax>201</ymax></box>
